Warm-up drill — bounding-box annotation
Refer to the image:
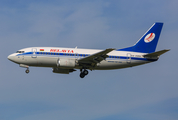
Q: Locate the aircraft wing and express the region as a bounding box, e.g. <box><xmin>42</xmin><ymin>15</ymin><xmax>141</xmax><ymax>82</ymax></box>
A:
<box><xmin>78</xmin><ymin>48</ymin><xmax>115</xmax><ymax>65</ymax></box>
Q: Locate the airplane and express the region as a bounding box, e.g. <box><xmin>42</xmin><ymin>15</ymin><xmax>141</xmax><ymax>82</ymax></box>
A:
<box><xmin>8</xmin><ymin>22</ymin><xmax>170</xmax><ymax>78</ymax></box>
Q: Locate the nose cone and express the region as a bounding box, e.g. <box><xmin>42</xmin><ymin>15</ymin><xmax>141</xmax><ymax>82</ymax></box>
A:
<box><xmin>8</xmin><ymin>54</ymin><xmax>15</xmax><ymax>62</ymax></box>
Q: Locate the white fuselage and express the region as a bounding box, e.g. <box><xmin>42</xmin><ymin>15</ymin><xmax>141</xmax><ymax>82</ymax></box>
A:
<box><xmin>7</xmin><ymin>23</ymin><xmax>168</xmax><ymax>78</ymax></box>
<box><xmin>8</xmin><ymin>47</ymin><xmax>155</xmax><ymax>70</ymax></box>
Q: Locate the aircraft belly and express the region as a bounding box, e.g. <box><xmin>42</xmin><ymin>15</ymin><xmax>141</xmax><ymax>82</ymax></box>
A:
<box><xmin>95</xmin><ymin>60</ymin><xmax>149</xmax><ymax>70</ymax></box>
<box><xmin>22</xmin><ymin>56</ymin><xmax>58</xmax><ymax>67</ymax></box>
<box><xmin>95</xmin><ymin>60</ymin><xmax>127</xmax><ymax>70</ymax></box>
<box><xmin>37</xmin><ymin>56</ymin><xmax>58</xmax><ymax>67</ymax></box>
<box><xmin>17</xmin><ymin>56</ymin><xmax>38</xmax><ymax>66</ymax></box>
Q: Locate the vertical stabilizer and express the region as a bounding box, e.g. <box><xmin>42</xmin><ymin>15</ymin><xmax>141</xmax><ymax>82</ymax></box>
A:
<box><xmin>118</xmin><ymin>23</ymin><xmax>163</xmax><ymax>53</ymax></box>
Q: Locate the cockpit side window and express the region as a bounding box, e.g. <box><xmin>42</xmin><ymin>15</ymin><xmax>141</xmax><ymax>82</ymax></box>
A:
<box><xmin>16</xmin><ymin>51</ymin><xmax>25</xmax><ymax>53</ymax></box>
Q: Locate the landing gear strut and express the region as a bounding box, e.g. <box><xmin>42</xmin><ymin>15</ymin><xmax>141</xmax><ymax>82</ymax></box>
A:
<box><xmin>19</xmin><ymin>64</ymin><xmax>30</xmax><ymax>74</ymax></box>
<box><xmin>80</xmin><ymin>69</ymin><xmax>89</xmax><ymax>78</ymax></box>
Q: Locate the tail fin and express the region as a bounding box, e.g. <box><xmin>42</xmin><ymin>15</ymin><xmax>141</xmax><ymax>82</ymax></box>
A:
<box><xmin>118</xmin><ymin>23</ymin><xmax>163</xmax><ymax>53</ymax></box>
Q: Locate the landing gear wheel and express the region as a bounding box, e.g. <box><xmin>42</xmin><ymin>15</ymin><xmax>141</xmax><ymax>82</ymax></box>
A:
<box><xmin>79</xmin><ymin>69</ymin><xmax>89</xmax><ymax>78</ymax></box>
<box><xmin>83</xmin><ymin>70</ymin><xmax>88</xmax><ymax>75</ymax></box>
<box><xmin>25</xmin><ymin>69</ymin><xmax>29</xmax><ymax>74</ymax></box>
<box><xmin>80</xmin><ymin>73</ymin><xmax>85</xmax><ymax>78</ymax></box>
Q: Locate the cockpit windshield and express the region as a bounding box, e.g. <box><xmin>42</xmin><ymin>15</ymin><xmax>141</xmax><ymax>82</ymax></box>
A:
<box><xmin>16</xmin><ymin>51</ymin><xmax>25</xmax><ymax>53</ymax></box>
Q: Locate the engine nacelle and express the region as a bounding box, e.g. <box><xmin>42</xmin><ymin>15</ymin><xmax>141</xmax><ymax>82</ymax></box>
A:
<box><xmin>57</xmin><ymin>58</ymin><xmax>76</xmax><ymax>68</ymax></box>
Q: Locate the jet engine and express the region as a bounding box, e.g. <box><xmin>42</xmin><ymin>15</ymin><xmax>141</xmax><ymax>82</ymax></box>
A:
<box><xmin>57</xmin><ymin>58</ymin><xmax>76</xmax><ymax>68</ymax></box>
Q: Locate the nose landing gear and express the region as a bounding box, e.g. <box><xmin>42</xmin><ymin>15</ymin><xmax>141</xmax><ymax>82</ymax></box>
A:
<box><xmin>80</xmin><ymin>69</ymin><xmax>89</xmax><ymax>78</ymax></box>
<box><xmin>25</xmin><ymin>68</ymin><xmax>30</xmax><ymax>74</ymax></box>
<box><xmin>19</xmin><ymin>64</ymin><xmax>30</xmax><ymax>74</ymax></box>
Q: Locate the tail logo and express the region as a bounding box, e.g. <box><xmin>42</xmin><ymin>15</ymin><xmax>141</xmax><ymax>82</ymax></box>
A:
<box><xmin>144</xmin><ymin>33</ymin><xmax>155</xmax><ymax>43</ymax></box>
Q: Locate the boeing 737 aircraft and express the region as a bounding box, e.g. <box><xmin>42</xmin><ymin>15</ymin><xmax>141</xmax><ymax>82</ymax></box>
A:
<box><xmin>8</xmin><ymin>23</ymin><xmax>170</xmax><ymax>78</ymax></box>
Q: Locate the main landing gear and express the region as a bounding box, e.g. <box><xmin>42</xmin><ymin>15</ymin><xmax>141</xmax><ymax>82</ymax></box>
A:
<box><xmin>80</xmin><ymin>69</ymin><xmax>89</xmax><ymax>78</ymax></box>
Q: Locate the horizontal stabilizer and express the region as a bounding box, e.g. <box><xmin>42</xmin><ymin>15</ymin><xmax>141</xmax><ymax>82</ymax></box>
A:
<box><xmin>144</xmin><ymin>49</ymin><xmax>170</xmax><ymax>58</ymax></box>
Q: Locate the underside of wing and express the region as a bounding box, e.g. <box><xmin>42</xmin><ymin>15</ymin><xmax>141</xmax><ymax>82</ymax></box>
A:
<box><xmin>52</xmin><ymin>68</ymin><xmax>76</xmax><ymax>74</ymax></box>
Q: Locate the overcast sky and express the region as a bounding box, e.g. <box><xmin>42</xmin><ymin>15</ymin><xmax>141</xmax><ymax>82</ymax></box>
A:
<box><xmin>0</xmin><ymin>0</ymin><xmax>178</xmax><ymax>120</ymax></box>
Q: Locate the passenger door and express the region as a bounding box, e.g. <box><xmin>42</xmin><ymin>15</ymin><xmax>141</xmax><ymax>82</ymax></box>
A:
<box><xmin>127</xmin><ymin>53</ymin><xmax>131</xmax><ymax>64</ymax></box>
<box><xmin>32</xmin><ymin>48</ymin><xmax>37</xmax><ymax>58</ymax></box>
